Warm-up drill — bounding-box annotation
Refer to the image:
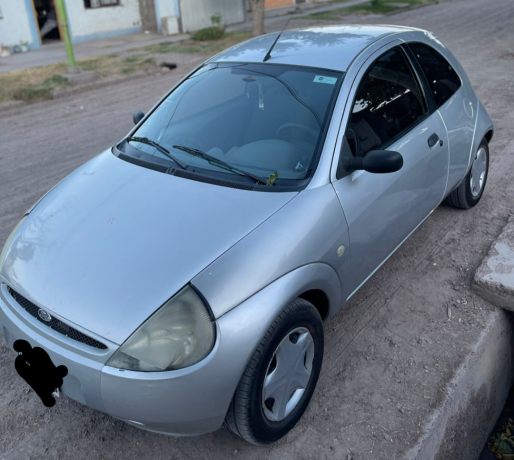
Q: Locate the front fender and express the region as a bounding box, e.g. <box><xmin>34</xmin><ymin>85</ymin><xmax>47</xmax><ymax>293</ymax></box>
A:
<box><xmin>219</xmin><ymin>263</ymin><xmax>342</xmax><ymax>321</ymax></box>
<box><xmin>196</xmin><ymin>262</ymin><xmax>342</xmax><ymax>322</ymax></box>
<box><xmin>191</xmin><ymin>184</ymin><xmax>350</xmax><ymax>319</ymax></box>
<box><xmin>211</xmin><ymin>263</ymin><xmax>341</xmax><ymax>426</ymax></box>
<box><xmin>100</xmin><ymin>264</ymin><xmax>340</xmax><ymax>436</ymax></box>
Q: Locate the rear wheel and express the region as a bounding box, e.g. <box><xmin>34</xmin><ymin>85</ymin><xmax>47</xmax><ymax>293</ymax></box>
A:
<box><xmin>224</xmin><ymin>299</ymin><xmax>323</xmax><ymax>445</ymax></box>
<box><xmin>446</xmin><ymin>139</ymin><xmax>489</xmax><ymax>209</ymax></box>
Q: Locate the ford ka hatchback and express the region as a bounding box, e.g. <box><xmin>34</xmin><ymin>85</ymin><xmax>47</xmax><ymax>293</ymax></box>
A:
<box><xmin>0</xmin><ymin>25</ymin><xmax>493</xmax><ymax>444</ymax></box>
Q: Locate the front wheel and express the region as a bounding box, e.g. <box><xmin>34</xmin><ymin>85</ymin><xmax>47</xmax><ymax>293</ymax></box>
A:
<box><xmin>224</xmin><ymin>299</ymin><xmax>324</xmax><ymax>445</ymax></box>
<box><xmin>446</xmin><ymin>138</ymin><xmax>489</xmax><ymax>209</ymax></box>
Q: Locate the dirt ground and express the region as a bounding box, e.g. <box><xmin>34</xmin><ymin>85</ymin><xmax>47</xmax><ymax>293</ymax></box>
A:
<box><xmin>1</xmin><ymin>0</ymin><xmax>514</xmax><ymax>458</ymax></box>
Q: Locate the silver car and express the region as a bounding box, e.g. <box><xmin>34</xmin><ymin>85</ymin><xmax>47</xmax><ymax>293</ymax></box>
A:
<box><xmin>0</xmin><ymin>25</ymin><xmax>493</xmax><ymax>444</ymax></box>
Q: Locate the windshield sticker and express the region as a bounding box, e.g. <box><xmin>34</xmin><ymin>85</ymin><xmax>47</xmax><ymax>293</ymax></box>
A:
<box><xmin>313</xmin><ymin>75</ymin><xmax>337</xmax><ymax>85</ymax></box>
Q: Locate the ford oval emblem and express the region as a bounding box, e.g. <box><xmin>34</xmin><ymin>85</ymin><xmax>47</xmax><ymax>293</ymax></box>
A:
<box><xmin>38</xmin><ymin>309</ymin><xmax>52</xmax><ymax>322</ymax></box>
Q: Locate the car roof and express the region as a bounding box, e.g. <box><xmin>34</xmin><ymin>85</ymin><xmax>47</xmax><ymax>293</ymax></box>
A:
<box><xmin>210</xmin><ymin>25</ymin><xmax>423</xmax><ymax>72</ymax></box>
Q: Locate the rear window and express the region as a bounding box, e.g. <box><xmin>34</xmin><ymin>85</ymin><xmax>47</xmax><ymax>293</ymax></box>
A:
<box><xmin>408</xmin><ymin>43</ymin><xmax>462</xmax><ymax>108</ymax></box>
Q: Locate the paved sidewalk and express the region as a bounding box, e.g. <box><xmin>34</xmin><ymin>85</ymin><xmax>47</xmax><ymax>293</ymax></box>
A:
<box><xmin>0</xmin><ymin>32</ymin><xmax>189</xmax><ymax>74</ymax></box>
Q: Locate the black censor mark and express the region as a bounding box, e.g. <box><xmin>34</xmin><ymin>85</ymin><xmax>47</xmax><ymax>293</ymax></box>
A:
<box><xmin>14</xmin><ymin>339</ymin><xmax>68</xmax><ymax>407</ymax></box>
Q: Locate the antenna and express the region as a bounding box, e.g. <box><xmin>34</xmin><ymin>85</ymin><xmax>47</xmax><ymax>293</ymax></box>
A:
<box><xmin>263</xmin><ymin>8</ymin><xmax>295</xmax><ymax>62</ymax></box>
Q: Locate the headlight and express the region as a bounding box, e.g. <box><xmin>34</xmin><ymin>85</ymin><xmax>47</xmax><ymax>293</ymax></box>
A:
<box><xmin>0</xmin><ymin>215</ymin><xmax>28</xmax><ymax>275</ymax></box>
<box><xmin>107</xmin><ymin>285</ymin><xmax>215</xmax><ymax>372</ymax></box>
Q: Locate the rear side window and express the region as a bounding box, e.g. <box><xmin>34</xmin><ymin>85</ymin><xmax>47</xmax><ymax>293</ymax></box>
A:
<box><xmin>408</xmin><ymin>43</ymin><xmax>462</xmax><ymax>108</ymax></box>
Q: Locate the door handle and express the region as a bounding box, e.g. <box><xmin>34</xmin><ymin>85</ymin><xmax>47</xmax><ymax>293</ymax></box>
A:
<box><xmin>428</xmin><ymin>133</ymin><xmax>440</xmax><ymax>148</ymax></box>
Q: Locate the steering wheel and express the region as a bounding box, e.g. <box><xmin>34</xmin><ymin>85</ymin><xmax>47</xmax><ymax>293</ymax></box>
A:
<box><xmin>276</xmin><ymin>123</ymin><xmax>319</xmax><ymax>145</ymax></box>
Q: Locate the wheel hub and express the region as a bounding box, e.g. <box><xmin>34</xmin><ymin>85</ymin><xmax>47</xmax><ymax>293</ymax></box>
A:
<box><xmin>470</xmin><ymin>146</ymin><xmax>487</xmax><ymax>197</ymax></box>
<box><xmin>262</xmin><ymin>327</ymin><xmax>315</xmax><ymax>422</ymax></box>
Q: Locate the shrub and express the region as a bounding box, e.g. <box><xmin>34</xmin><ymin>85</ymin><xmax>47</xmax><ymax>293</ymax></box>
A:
<box><xmin>191</xmin><ymin>26</ymin><xmax>224</xmax><ymax>41</ymax></box>
<box><xmin>211</xmin><ymin>13</ymin><xmax>223</xmax><ymax>28</ymax></box>
<box><xmin>43</xmin><ymin>74</ymin><xmax>68</xmax><ymax>86</ymax></box>
<box><xmin>13</xmin><ymin>87</ymin><xmax>53</xmax><ymax>103</ymax></box>
<box><xmin>191</xmin><ymin>12</ymin><xmax>225</xmax><ymax>41</ymax></box>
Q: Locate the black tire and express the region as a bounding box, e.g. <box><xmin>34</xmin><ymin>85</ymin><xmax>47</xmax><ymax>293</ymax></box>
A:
<box><xmin>446</xmin><ymin>139</ymin><xmax>489</xmax><ymax>209</ymax></box>
<box><xmin>224</xmin><ymin>298</ymin><xmax>324</xmax><ymax>445</ymax></box>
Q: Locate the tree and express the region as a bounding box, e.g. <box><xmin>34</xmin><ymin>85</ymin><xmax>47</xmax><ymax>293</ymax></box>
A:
<box><xmin>251</xmin><ymin>0</ymin><xmax>265</xmax><ymax>36</ymax></box>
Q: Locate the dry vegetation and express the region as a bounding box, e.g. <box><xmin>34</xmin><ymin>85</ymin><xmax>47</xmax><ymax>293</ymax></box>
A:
<box><xmin>0</xmin><ymin>30</ymin><xmax>253</xmax><ymax>105</ymax></box>
<box><xmin>0</xmin><ymin>54</ymin><xmax>156</xmax><ymax>104</ymax></box>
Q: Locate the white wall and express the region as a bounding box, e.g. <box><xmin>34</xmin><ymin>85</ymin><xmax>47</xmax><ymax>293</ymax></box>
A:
<box><xmin>156</xmin><ymin>0</ymin><xmax>177</xmax><ymax>18</ymax></box>
<box><xmin>155</xmin><ymin>0</ymin><xmax>178</xmax><ymax>33</ymax></box>
<box><xmin>66</xmin><ymin>0</ymin><xmax>142</xmax><ymax>43</ymax></box>
<box><xmin>0</xmin><ymin>0</ymin><xmax>37</xmax><ymax>49</ymax></box>
<box><xmin>178</xmin><ymin>0</ymin><xmax>245</xmax><ymax>33</ymax></box>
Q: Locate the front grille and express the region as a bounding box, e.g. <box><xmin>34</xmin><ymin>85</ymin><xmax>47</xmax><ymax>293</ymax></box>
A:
<box><xmin>6</xmin><ymin>287</ymin><xmax>108</xmax><ymax>350</ymax></box>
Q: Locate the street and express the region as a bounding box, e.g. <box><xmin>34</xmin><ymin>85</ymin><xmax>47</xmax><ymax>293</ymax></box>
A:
<box><xmin>1</xmin><ymin>0</ymin><xmax>514</xmax><ymax>458</ymax></box>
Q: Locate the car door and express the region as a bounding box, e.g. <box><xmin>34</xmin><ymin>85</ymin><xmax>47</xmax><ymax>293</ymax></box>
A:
<box><xmin>331</xmin><ymin>44</ymin><xmax>449</xmax><ymax>299</ymax></box>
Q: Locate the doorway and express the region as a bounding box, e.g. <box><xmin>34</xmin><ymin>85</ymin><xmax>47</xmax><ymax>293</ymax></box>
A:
<box><xmin>32</xmin><ymin>0</ymin><xmax>62</xmax><ymax>45</ymax></box>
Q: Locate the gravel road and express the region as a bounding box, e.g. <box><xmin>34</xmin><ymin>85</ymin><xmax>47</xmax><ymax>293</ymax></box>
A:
<box><xmin>1</xmin><ymin>0</ymin><xmax>514</xmax><ymax>458</ymax></box>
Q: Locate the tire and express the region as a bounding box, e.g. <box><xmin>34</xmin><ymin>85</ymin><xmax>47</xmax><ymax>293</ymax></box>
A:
<box><xmin>224</xmin><ymin>298</ymin><xmax>324</xmax><ymax>445</ymax></box>
<box><xmin>446</xmin><ymin>139</ymin><xmax>489</xmax><ymax>209</ymax></box>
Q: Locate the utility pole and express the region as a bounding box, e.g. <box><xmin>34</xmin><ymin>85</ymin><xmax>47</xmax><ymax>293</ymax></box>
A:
<box><xmin>251</xmin><ymin>0</ymin><xmax>265</xmax><ymax>36</ymax></box>
<box><xmin>54</xmin><ymin>0</ymin><xmax>78</xmax><ymax>72</ymax></box>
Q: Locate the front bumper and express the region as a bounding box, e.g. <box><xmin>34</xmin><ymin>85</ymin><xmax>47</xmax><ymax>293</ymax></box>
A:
<box><xmin>0</xmin><ymin>282</ymin><xmax>111</xmax><ymax>413</ymax></box>
<box><xmin>0</xmin><ymin>280</ymin><xmax>261</xmax><ymax>436</ymax></box>
<box><xmin>0</xmin><ymin>264</ymin><xmax>333</xmax><ymax>436</ymax></box>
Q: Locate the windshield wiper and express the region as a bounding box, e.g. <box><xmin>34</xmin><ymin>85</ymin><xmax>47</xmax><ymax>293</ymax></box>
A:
<box><xmin>172</xmin><ymin>145</ymin><xmax>269</xmax><ymax>185</ymax></box>
<box><xmin>128</xmin><ymin>136</ymin><xmax>188</xmax><ymax>170</ymax></box>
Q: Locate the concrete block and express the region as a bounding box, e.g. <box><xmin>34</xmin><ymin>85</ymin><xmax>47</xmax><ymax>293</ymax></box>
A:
<box><xmin>61</xmin><ymin>70</ymin><xmax>98</xmax><ymax>86</ymax></box>
<box><xmin>473</xmin><ymin>216</ymin><xmax>514</xmax><ymax>310</ymax></box>
<box><xmin>405</xmin><ymin>309</ymin><xmax>513</xmax><ymax>460</ymax></box>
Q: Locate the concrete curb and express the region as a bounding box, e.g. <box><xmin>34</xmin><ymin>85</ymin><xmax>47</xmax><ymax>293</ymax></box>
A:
<box><xmin>0</xmin><ymin>100</ymin><xmax>26</xmax><ymax>113</ymax></box>
<box><xmin>406</xmin><ymin>215</ymin><xmax>514</xmax><ymax>459</ymax></box>
<box><xmin>473</xmin><ymin>216</ymin><xmax>514</xmax><ymax>310</ymax></box>
<box><xmin>404</xmin><ymin>309</ymin><xmax>514</xmax><ymax>460</ymax></box>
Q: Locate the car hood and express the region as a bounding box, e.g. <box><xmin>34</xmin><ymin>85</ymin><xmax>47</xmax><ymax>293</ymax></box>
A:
<box><xmin>1</xmin><ymin>151</ymin><xmax>297</xmax><ymax>344</ymax></box>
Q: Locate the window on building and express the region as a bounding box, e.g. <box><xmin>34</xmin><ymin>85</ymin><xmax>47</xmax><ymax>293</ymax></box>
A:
<box><xmin>84</xmin><ymin>0</ymin><xmax>120</xmax><ymax>8</ymax></box>
<box><xmin>408</xmin><ymin>43</ymin><xmax>462</xmax><ymax>108</ymax></box>
<box><xmin>345</xmin><ymin>47</ymin><xmax>426</xmax><ymax>157</ymax></box>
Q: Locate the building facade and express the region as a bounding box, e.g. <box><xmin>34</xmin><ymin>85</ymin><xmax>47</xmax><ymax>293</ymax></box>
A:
<box><xmin>0</xmin><ymin>0</ymin><xmax>245</xmax><ymax>51</ymax></box>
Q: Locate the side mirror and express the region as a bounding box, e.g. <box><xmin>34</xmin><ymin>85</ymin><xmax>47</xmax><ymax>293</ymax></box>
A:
<box><xmin>133</xmin><ymin>110</ymin><xmax>145</xmax><ymax>125</ymax></box>
<box><xmin>342</xmin><ymin>150</ymin><xmax>403</xmax><ymax>174</ymax></box>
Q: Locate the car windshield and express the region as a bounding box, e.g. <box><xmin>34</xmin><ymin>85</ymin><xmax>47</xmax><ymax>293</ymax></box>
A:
<box><xmin>125</xmin><ymin>63</ymin><xmax>344</xmax><ymax>185</ymax></box>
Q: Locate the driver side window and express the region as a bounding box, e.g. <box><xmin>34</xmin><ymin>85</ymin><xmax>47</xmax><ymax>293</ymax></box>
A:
<box><xmin>346</xmin><ymin>47</ymin><xmax>426</xmax><ymax>157</ymax></box>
